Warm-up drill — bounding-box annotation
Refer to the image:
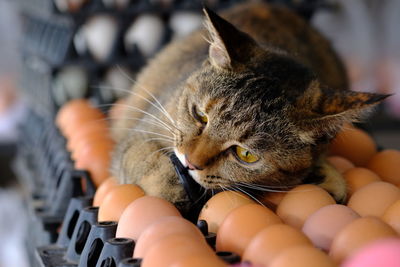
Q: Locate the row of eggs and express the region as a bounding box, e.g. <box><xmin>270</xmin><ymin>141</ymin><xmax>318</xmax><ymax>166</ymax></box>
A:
<box><xmin>55</xmin><ymin>99</ymin><xmax>400</xmax><ymax>266</ymax></box>
<box><xmin>73</xmin><ymin>12</ymin><xmax>202</xmax><ymax>61</ymax></box>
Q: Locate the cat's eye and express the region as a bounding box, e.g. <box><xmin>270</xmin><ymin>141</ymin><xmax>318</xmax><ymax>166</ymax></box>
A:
<box><xmin>192</xmin><ymin>106</ymin><xmax>208</xmax><ymax>124</ymax></box>
<box><xmin>234</xmin><ymin>146</ymin><xmax>259</xmax><ymax>163</ymax></box>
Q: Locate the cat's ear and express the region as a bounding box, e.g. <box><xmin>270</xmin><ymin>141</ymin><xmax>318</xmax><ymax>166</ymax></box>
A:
<box><xmin>294</xmin><ymin>81</ymin><xmax>390</xmax><ymax>135</ymax></box>
<box><xmin>203</xmin><ymin>6</ymin><xmax>260</xmax><ymax>69</ymax></box>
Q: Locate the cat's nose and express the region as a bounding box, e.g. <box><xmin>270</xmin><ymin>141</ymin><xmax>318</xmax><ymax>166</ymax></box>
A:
<box><xmin>185</xmin><ymin>155</ymin><xmax>204</xmax><ymax>171</ymax></box>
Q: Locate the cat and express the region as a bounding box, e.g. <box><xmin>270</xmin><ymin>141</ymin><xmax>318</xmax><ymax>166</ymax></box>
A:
<box><xmin>111</xmin><ymin>2</ymin><xmax>388</xmax><ymax>212</ymax></box>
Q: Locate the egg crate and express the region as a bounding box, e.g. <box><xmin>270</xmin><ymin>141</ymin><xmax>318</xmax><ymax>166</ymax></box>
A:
<box><xmin>35</xmin><ymin>195</ymin><xmax>239</xmax><ymax>267</ymax></box>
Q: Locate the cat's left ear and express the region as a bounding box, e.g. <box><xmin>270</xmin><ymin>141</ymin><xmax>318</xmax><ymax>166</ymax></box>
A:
<box><xmin>294</xmin><ymin>81</ymin><xmax>390</xmax><ymax>134</ymax></box>
<box><xmin>203</xmin><ymin>6</ymin><xmax>261</xmax><ymax>70</ymax></box>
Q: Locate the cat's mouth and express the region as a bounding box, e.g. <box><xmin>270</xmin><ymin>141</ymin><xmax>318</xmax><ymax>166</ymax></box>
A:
<box><xmin>173</xmin><ymin>149</ymin><xmax>202</xmax><ymax>185</ymax></box>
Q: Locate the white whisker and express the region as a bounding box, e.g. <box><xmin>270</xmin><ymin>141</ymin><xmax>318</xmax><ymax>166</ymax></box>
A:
<box><xmin>144</xmin><ymin>137</ymin><xmax>175</xmax><ymax>143</ymax></box>
<box><xmin>233</xmin><ymin>186</ymin><xmax>266</xmax><ymax>207</ymax></box>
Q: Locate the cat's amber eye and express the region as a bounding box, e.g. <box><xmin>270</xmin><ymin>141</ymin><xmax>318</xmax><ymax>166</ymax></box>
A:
<box><xmin>235</xmin><ymin>146</ymin><xmax>259</xmax><ymax>163</ymax></box>
<box><xmin>193</xmin><ymin>106</ymin><xmax>208</xmax><ymax>124</ymax></box>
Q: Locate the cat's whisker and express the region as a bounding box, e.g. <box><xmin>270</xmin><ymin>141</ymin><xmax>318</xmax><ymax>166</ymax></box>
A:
<box><xmin>110</xmin><ymin>127</ymin><xmax>174</xmax><ymax>140</ymax></box>
<box><xmin>100</xmin><ymin>103</ymin><xmax>177</xmax><ymax>134</ymax></box>
<box><xmin>237</xmin><ymin>182</ymin><xmax>292</xmax><ymax>193</ymax></box>
<box><xmin>147</xmin><ymin>146</ymin><xmax>174</xmax><ymax>159</ymax></box>
<box><xmin>237</xmin><ymin>181</ymin><xmax>296</xmax><ymax>189</ymax></box>
<box><xmin>116</xmin><ymin>65</ymin><xmax>178</xmax><ymax>127</ymax></box>
<box><xmin>144</xmin><ymin>137</ymin><xmax>175</xmax><ymax>143</ymax></box>
<box><xmin>232</xmin><ymin>186</ymin><xmax>266</xmax><ymax>208</ymax></box>
<box><xmin>115</xmin><ymin>117</ymin><xmax>177</xmax><ymax>135</ymax></box>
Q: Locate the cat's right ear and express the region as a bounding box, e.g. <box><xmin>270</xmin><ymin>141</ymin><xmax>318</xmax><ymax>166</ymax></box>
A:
<box><xmin>203</xmin><ymin>6</ymin><xmax>260</xmax><ymax>70</ymax></box>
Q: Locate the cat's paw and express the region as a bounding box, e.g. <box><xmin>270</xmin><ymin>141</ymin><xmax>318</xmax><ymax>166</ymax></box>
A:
<box><xmin>316</xmin><ymin>159</ymin><xmax>347</xmax><ymax>203</ymax></box>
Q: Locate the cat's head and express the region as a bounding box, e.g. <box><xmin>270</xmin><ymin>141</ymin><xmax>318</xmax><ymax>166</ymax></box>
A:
<box><xmin>174</xmin><ymin>7</ymin><xmax>388</xmax><ymax>193</ymax></box>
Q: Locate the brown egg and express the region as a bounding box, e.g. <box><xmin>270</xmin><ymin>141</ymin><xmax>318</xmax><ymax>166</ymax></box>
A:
<box><xmin>302</xmin><ymin>204</ymin><xmax>360</xmax><ymax>251</ymax></box>
<box><xmin>261</xmin><ymin>192</ymin><xmax>287</xmax><ymax>209</ymax></box>
<box><xmin>242</xmin><ymin>224</ymin><xmax>312</xmax><ymax>266</ymax></box>
<box><xmin>329</xmin><ymin>216</ymin><xmax>398</xmax><ymax>263</ymax></box>
<box><xmin>56</xmin><ymin>99</ymin><xmax>105</xmax><ymax>138</ymax></box>
<box><xmin>98</xmin><ymin>184</ymin><xmax>145</xmax><ymax>221</ymax></box>
<box><xmin>116</xmin><ymin>196</ymin><xmax>181</xmax><ymax>241</ymax></box>
<box><xmin>329</xmin><ymin>126</ymin><xmax>377</xmax><ymax>166</ymax></box>
<box><xmin>67</xmin><ymin>120</ymin><xmax>110</xmax><ymax>152</ymax></box>
<box><xmin>216</xmin><ymin>203</ymin><xmax>281</xmax><ymax>256</ymax></box>
<box><xmin>170</xmin><ymin>254</ymin><xmax>227</xmax><ymax>267</ymax></box>
<box><xmin>327</xmin><ymin>156</ymin><xmax>355</xmax><ymax>173</ymax></box>
<box><xmin>347</xmin><ymin>181</ymin><xmax>400</xmax><ymax>217</ymax></box>
<box><xmin>133</xmin><ymin>216</ymin><xmax>205</xmax><ymax>258</ymax></box>
<box><xmin>93</xmin><ymin>176</ymin><xmax>118</xmax><ymax>207</ymax></box>
<box><xmin>276</xmin><ymin>184</ymin><xmax>336</xmax><ymax>229</ymax></box>
<box><xmin>198</xmin><ymin>191</ymin><xmax>254</xmax><ymax>234</ymax></box>
<box><xmin>72</xmin><ymin>135</ymin><xmax>114</xmax><ymax>161</ymax></box>
<box><xmin>269</xmin><ymin>246</ymin><xmax>336</xmax><ymax>267</ymax></box>
<box><xmin>382</xmin><ymin>199</ymin><xmax>400</xmax><ymax>234</ymax></box>
<box><xmin>344</xmin><ymin>167</ymin><xmax>381</xmax><ymax>197</ymax></box>
<box><xmin>141</xmin><ymin>233</ymin><xmax>216</xmax><ymax>267</ymax></box>
<box><xmin>367</xmin><ymin>149</ymin><xmax>400</xmax><ymax>186</ymax></box>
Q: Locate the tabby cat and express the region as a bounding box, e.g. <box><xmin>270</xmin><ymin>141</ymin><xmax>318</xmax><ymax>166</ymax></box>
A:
<box><xmin>111</xmin><ymin>2</ymin><xmax>387</xmax><ymax>212</ymax></box>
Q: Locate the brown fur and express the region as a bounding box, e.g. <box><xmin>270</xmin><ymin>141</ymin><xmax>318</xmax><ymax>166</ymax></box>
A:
<box><xmin>111</xmin><ymin>2</ymin><xmax>388</xmax><ymax>209</ymax></box>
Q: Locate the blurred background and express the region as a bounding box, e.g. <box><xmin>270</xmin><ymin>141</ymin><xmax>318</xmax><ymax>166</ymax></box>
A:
<box><xmin>0</xmin><ymin>0</ymin><xmax>399</xmax><ymax>266</ymax></box>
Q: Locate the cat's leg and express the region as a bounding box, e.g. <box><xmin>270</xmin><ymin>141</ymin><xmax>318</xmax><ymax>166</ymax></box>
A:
<box><xmin>314</xmin><ymin>157</ymin><xmax>347</xmax><ymax>203</ymax></box>
<box><xmin>111</xmin><ymin>134</ymin><xmax>189</xmax><ymax>207</ymax></box>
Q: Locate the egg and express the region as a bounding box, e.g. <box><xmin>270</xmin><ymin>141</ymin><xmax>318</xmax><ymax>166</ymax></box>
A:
<box><xmin>367</xmin><ymin>149</ymin><xmax>400</xmax><ymax>186</ymax></box>
<box><xmin>124</xmin><ymin>15</ymin><xmax>165</xmax><ymax>57</ymax></box>
<box><xmin>104</xmin><ymin>66</ymin><xmax>134</xmax><ymax>99</ymax></box>
<box><xmin>93</xmin><ymin>176</ymin><xmax>118</xmax><ymax>206</ymax></box>
<box><xmin>347</xmin><ymin>181</ymin><xmax>400</xmax><ymax>217</ymax></box>
<box><xmin>302</xmin><ymin>204</ymin><xmax>360</xmax><ymax>251</ymax></box>
<box><xmin>329</xmin><ymin>216</ymin><xmax>398</xmax><ymax>263</ymax></box>
<box><xmin>341</xmin><ymin>238</ymin><xmax>400</xmax><ymax>267</ymax></box>
<box><xmin>84</xmin><ymin>15</ymin><xmax>118</xmax><ymax>62</ymax></box>
<box><xmin>276</xmin><ymin>184</ymin><xmax>336</xmax><ymax>229</ymax></box>
<box><xmin>133</xmin><ymin>216</ymin><xmax>206</xmax><ymax>258</ymax></box>
<box><xmin>329</xmin><ymin>126</ymin><xmax>377</xmax><ymax>166</ymax></box>
<box><xmin>198</xmin><ymin>191</ymin><xmax>254</xmax><ymax>234</ymax></box>
<box><xmin>261</xmin><ymin>192</ymin><xmax>287</xmax><ymax>209</ymax></box>
<box><xmin>382</xmin><ymin>199</ymin><xmax>400</xmax><ymax>234</ymax></box>
<box><xmin>216</xmin><ymin>203</ymin><xmax>282</xmax><ymax>256</ymax></box>
<box><xmin>116</xmin><ymin>196</ymin><xmax>181</xmax><ymax>241</ymax></box>
<box><xmin>269</xmin><ymin>246</ymin><xmax>336</xmax><ymax>267</ymax></box>
<box><xmin>242</xmin><ymin>224</ymin><xmax>312</xmax><ymax>266</ymax></box>
<box><xmin>327</xmin><ymin>156</ymin><xmax>355</xmax><ymax>173</ymax></box>
<box><xmin>56</xmin><ymin>99</ymin><xmax>105</xmax><ymax>138</ymax></box>
<box><xmin>54</xmin><ymin>0</ymin><xmax>88</xmax><ymax>12</ymax></box>
<box><xmin>98</xmin><ymin>184</ymin><xmax>145</xmax><ymax>221</ymax></box>
<box><xmin>67</xmin><ymin>120</ymin><xmax>110</xmax><ymax>152</ymax></box>
<box><xmin>52</xmin><ymin>66</ymin><xmax>88</xmax><ymax>106</ymax></box>
<box><xmin>169</xmin><ymin>12</ymin><xmax>203</xmax><ymax>39</ymax></box>
<box><xmin>343</xmin><ymin>167</ymin><xmax>381</xmax><ymax>197</ymax></box>
<box><xmin>141</xmin><ymin>233</ymin><xmax>218</xmax><ymax>267</ymax></box>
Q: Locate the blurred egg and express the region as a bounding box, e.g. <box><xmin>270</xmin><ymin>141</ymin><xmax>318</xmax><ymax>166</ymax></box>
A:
<box><xmin>329</xmin><ymin>216</ymin><xmax>398</xmax><ymax>263</ymax></box>
<box><xmin>52</xmin><ymin>66</ymin><xmax>88</xmax><ymax>106</ymax></box>
<box><xmin>116</xmin><ymin>196</ymin><xmax>181</xmax><ymax>241</ymax></box>
<box><xmin>347</xmin><ymin>181</ymin><xmax>400</xmax><ymax>217</ymax></box>
<box><xmin>276</xmin><ymin>184</ymin><xmax>335</xmax><ymax>229</ymax></box>
<box><xmin>171</xmin><ymin>254</ymin><xmax>227</xmax><ymax>267</ymax></box>
<box><xmin>56</xmin><ymin>99</ymin><xmax>105</xmax><ymax>138</ymax></box>
<box><xmin>261</xmin><ymin>192</ymin><xmax>287</xmax><ymax>209</ymax></box>
<box><xmin>104</xmin><ymin>66</ymin><xmax>134</xmax><ymax>99</ymax></box>
<box><xmin>329</xmin><ymin>126</ymin><xmax>377</xmax><ymax>166</ymax></box>
<box><xmin>344</xmin><ymin>167</ymin><xmax>381</xmax><ymax>197</ymax></box>
<box><xmin>382</xmin><ymin>199</ymin><xmax>400</xmax><ymax>234</ymax></box>
<box><xmin>269</xmin><ymin>246</ymin><xmax>336</xmax><ymax>267</ymax></box>
<box><xmin>124</xmin><ymin>14</ymin><xmax>165</xmax><ymax>57</ymax></box>
<box><xmin>341</xmin><ymin>238</ymin><xmax>400</xmax><ymax>267</ymax></box>
<box><xmin>84</xmin><ymin>15</ymin><xmax>118</xmax><ymax>62</ymax></box>
<box><xmin>108</xmin><ymin>98</ymin><xmax>128</xmax><ymax>122</ymax></box>
<box><xmin>302</xmin><ymin>204</ymin><xmax>360</xmax><ymax>251</ymax></box>
<box><xmin>327</xmin><ymin>156</ymin><xmax>355</xmax><ymax>173</ymax></box>
<box><xmin>141</xmin><ymin>233</ymin><xmax>217</xmax><ymax>267</ymax></box>
<box><xmin>242</xmin><ymin>224</ymin><xmax>312</xmax><ymax>266</ymax></box>
<box><xmin>54</xmin><ymin>0</ymin><xmax>88</xmax><ymax>12</ymax></box>
<box><xmin>67</xmin><ymin>120</ymin><xmax>109</xmax><ymax>152</ymax></box>
<box><xmin>367</xmin><ymin>149</ymin><xmax>400</xmax><ymax>186</ymax></box>
<box><xmin>134</xmin><ymin>216</ymin><xmax>205</xmax><ymax>258</ymax></box>
<box><xmin>216</xmin><ymin>204</ymin><xmax>281</xmax><ymax>256</ymax></box>
<box><xmin>198</xmin><ymin>191</ymin><xmax>254</xmax><ymax>234</ymax></box>
<box><xmin>93</xmin><ymin>176</ymin><xmax>118</xmax><ymax>206</ymax></box>
<box><xmin>98</xmin><ymin>184</ymin><xmax>145</xmax><ymax>221</ymax></box>
<box><xmin>84</xmin><ymin>156</ymin><xmax>112</xmax><ymax>187</ymax></box>
<box><xmin>73</xmin><ymin>26</ymin><xmax>87</xmax><ymax>56</ymax></box>
<box><xmin>169</xmin><ymin>12</ymin><xmax>202</xmax><ymax>39</ymax></box>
